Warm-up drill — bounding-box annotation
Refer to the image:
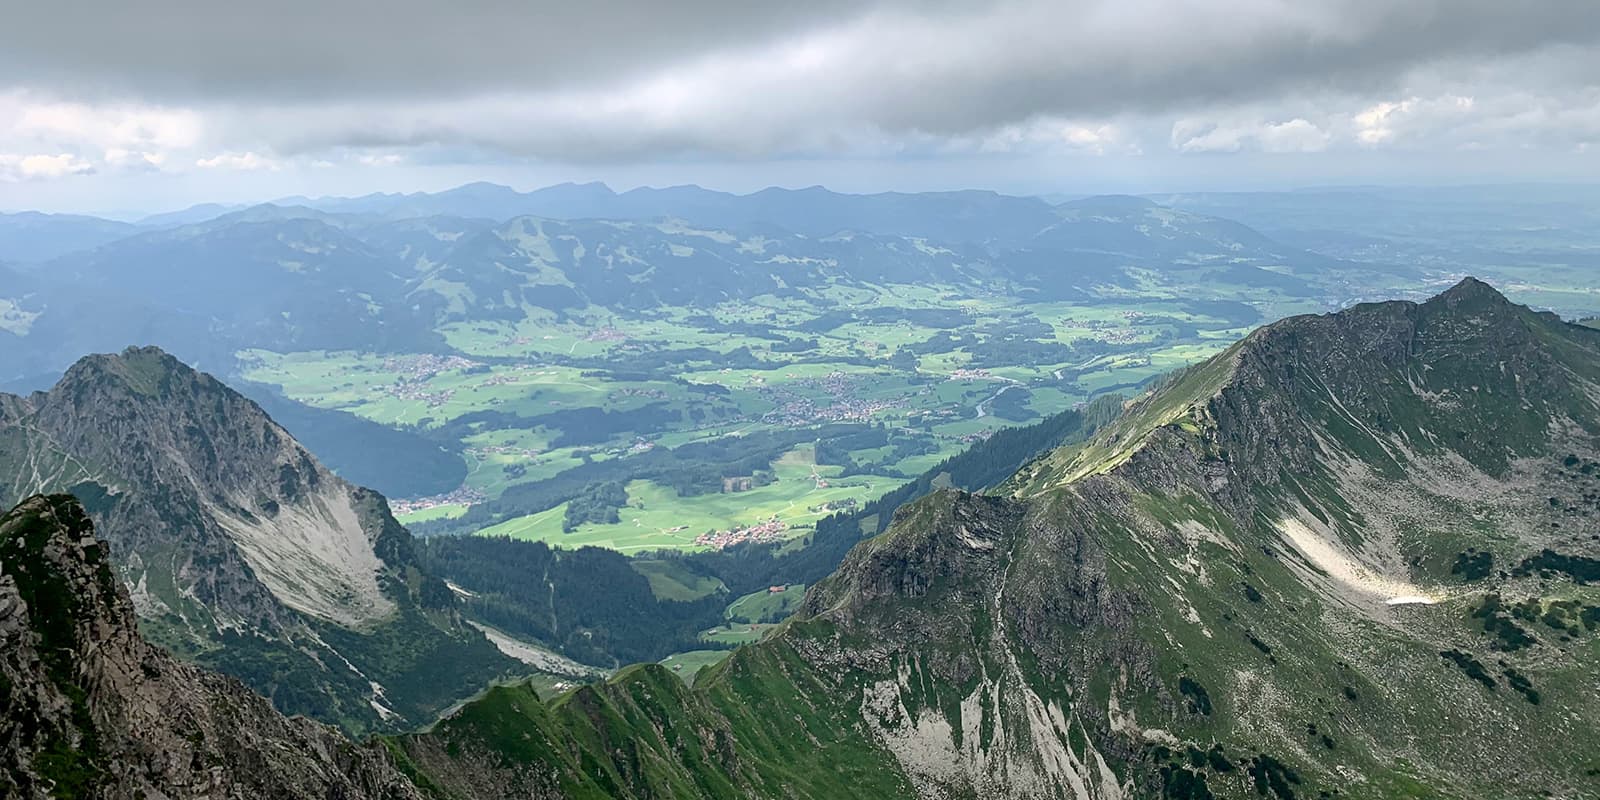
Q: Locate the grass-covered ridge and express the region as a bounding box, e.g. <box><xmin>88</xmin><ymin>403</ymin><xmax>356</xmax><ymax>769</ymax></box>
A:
<box><xmin>391</xmin><ymin>640</ymin><xmax>917</xmax><ymax>799</ymax></box>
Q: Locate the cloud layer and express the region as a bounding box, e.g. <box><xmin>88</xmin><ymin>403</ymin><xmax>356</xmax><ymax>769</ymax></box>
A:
<box><xmin>2</xmin><ymin>0</ymin><xmax>1599</xmax><ymax>194</ymax></box>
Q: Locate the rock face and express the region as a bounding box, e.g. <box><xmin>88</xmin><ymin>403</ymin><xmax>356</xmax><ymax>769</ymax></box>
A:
<box><xmin>388</xmin><ymin>279</ymin><xmax>1600</xmax><ymax>799</ymax></box>
<box><xmin>0</xmin><ymin>494</ymin><xmax>421</xmax><ymax>799</ymax></box>
<box><xmin>0</xmin><ymin>347</ymin><xmax>515</xmax><ymax>734</ymax></box>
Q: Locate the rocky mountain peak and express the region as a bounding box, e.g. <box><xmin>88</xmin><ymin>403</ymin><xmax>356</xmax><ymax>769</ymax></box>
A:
<box><xmin>0</xmin><ymin>495</ymin><xmax>129</xmax><ymax>669</ymax></box>
<box><xmin>0</xmin><ymin>348</ymin><xmax>516</xmax><ymax>736</ymax></box>
<box><xmin>1029</xmin><ymin>278</ymin><xmax>1600</xmax><ymax>501</ymax></box>
<box><xmin>0</xmin><ymin>494</ymin><xmax>423</xmax><ymax>800</ymax></box>
<box><xmin>805</xmin><ymin>490</ymin><xmax>1018</xmax><ymax>621</ymax></box>
<box><xmin>29</xmin><ymin>345</ymin><xmax>298</xmax><ymax>497</ymax></box>
<box><xmin>1430</xmin><ymin>274</ymin><xmax>1512</xmax><ymax>308</ymax></box>
<box><xmin>55</xmin><ymin>345</ymin><xmax>190</xmax><ymax>398</ymax></box>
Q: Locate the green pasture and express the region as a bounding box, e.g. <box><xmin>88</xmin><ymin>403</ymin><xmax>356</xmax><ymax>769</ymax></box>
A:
<box><xmin>475</xmin><ymin>447</ymin><xmax>889</xmax><ymax>552</ymax></box>
<box><xmin>658</xmin><ymin>650</ymin><xmax>731</xmax><ymax>685</ymax></box>
<box><xmin>631</xmin><ymin>559</ymin><xmax>727</xmax><ymax>602</ymax></box>
<box><xmin>726</xmin><ymin>585</ymin><xmax>806</xmax><ymax>624</ymax></box>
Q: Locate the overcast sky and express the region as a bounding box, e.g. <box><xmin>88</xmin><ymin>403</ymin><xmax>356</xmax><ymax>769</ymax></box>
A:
<box><xmin>4</xmin><ymin>0</ymin><xmax>1600</xmax><ymax>213</ymax></box>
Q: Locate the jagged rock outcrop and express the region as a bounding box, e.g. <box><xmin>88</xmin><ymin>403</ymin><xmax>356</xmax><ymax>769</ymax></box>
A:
<box><xmin>0</xmin><ymin>347</ymin><xmax>516</xmax><ymax>734</ymax></box>
<box><xmin>0</xmin><ymin>494</ymin><xmax>421</xmax><ymax>799</ymax></box>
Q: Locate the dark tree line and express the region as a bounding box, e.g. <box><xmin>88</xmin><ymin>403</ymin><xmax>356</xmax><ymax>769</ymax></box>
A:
<box><xmin>418</xmin><ymin>535</ymin><xmax>728</xmax><ymax>667</ymax></box>
<box><xmin>563</xmin><ymin>481</ymin><xmax>628</xmax><ymax>532</ymax></box>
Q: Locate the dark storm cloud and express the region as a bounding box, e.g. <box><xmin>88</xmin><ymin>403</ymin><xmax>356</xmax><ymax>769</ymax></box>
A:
<box><xmin>4</xmin><ymin>1</ymin><xmax>1595</xmax><ymax>106</ymax></box>
<box><xmin>835</xmin><ymin>0</ymin><xmax>1600</xmax><ymax>134</ymax></box>
<box><xmin>0</xmin><ymin>0</ymin><xmax>875</xmax><ymax>100</ymax></box>
<box><xmin>4</xmin><ymin>0</ymin><xmax>1600</xmax><ymax>163</ymax></box>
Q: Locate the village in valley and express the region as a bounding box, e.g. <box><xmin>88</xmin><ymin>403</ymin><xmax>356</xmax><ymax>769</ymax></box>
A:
<box><xmin>693</xmin><ymin>516</ymin><xmax>789</xmax><ymax>550</ymax></box>
<box><xmin>251</xmin><ymin>277</ymin><xmax>1232</xmax><ymax>558</ymax></box>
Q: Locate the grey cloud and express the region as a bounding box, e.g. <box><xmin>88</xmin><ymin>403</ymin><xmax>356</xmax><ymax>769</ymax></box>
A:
<box><xmin>0</xmin><ymin>0</ymin><xmax>878</xmax><ymax>101</ymax></box>
<box><xmin>5</xmin><ymin>0</ymin><xmax>1600</xmax><ymax>162</ymax></box>
<box><xmin>811</xmin><ymin>0</ymin><xmax>1600</xmax><ymax>134</ymax></box>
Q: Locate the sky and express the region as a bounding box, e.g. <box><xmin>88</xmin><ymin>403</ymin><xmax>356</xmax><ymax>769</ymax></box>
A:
<box><xmin>3</xmin><ymin>0</ymin><xmax>1600</xmax><ymax>214</ymax></box>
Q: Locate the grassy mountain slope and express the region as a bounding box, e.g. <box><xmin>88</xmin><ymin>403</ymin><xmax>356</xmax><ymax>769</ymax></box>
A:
<box><xmin>395</xmin><ymin>279</ymin><xmax>1600</xmax><ymax>799</ymax></box>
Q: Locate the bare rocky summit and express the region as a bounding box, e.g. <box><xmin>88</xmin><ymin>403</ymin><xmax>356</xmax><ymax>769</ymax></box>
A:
<box><xmin>0</xmin><ymin>494</ymin><xmax>421</xmax><ymax>799</ymax></box>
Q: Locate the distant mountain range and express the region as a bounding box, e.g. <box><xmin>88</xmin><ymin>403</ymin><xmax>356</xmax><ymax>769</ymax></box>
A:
<box><xmin>0</xmin><ymin>185</ymin><xmax>1351</xmax><ymax>386</ymax></box>
<box><xmin>15</xmin><ymin>181</ymin><xmax>1600</xmax><ymax>268</ymax></box>
<box><xmin>277</xmin><ymin>181</ymin><xmax>1066</xmax><ymax>243</ymax></box>
<box><xmin>1154</xmin><ymin>184</ymin><xmax>1600</xmax><ymax>272</ymax></box>
<box><xmin>1</xmin><ymin>182</ymin><xmax>1079</xmax><ymax>267</ymax></box>
<box><xmin>0</xmin><ymin>211</ymin><xmax>141</xmax><ymax>263</ymax></box>
<box><xmin>5</xmin><ymin>180</ymin><xmax>1360</xmax><ymax>263</ymax></box>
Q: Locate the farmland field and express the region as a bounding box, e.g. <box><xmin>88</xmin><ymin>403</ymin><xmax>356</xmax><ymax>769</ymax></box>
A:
<box><xmin>240</xmin><ymin>284</ymin><xmax>1275</xmax><ymax>552</ymax></box>
<box><xmin>658</xmin><ymin>650</ymin><xmax>731</xmax><ymax>685</ymax></box>
<box><xmin>726</xmin><ymin>585</ymin><xmax>806</xmax><ymax>624</ymax></box>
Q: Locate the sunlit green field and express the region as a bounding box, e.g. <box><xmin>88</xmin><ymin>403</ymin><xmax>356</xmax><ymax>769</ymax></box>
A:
<box><xmin>725</xmin><ymin>584</ymin><xmax>805</xmax><ymax>623</ymax></box>
<box><xmin>700</xmin><ymin>623</ymin><xmax>776</xmax><ymax>646</ymax></box>
<box><xmin>474</xmin><ymin>448</ymin><xmax>891</xmax><ymax>552</ymax></box>
<box><xmin>393</xmin><ymin>503</ymin><xmax>468</xmax><ymax>525</ymax></box>
<box><xmin>658</xmin><ymin>650</ymin><xmax>730</xmax><ymax>685</ymax></box>
<box><xmin>241</xmin><ymin>281</ymin><xmax>1293</xmax><ymax>552</ymax></box>
<box><xmin>631</xmin><ymin>559</ymin><xmax>728</xmax><ymax>601</ymax></box>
